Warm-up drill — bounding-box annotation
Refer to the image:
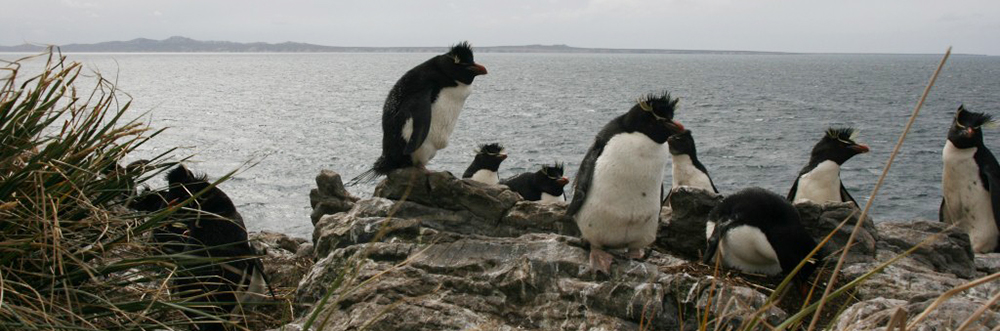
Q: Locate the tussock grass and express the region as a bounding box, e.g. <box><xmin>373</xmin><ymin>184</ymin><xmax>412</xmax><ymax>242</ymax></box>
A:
<box><xmin>0</xmin><ymin>49</ymin><xmax>274</xmax><ymax>330</ymax></box>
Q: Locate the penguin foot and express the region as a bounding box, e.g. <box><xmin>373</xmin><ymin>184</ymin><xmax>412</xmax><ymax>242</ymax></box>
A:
<box><xmin>625</xmin><ymin>248</ymin><xmax>645</xmax><ymax>260</ymax></box>
<box><xmin>589</xmin><ymin>248</ymin><xmax>614</xmax><ymax>274</ymax></box>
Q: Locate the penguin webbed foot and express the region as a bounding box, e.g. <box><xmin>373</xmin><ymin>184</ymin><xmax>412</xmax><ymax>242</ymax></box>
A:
<box><xmin>625</xmin><ymin>248</ymin><xmax>645</xmax><ymax>260</ymax></box>
<box><xmin>589</xmin><ymin>248</ymin><xmax>614</xmax><ymax>275</ymax></box>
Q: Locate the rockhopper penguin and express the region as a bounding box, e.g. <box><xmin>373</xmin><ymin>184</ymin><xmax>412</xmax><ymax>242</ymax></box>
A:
<box><xmin>351</xmin><ymin>41</ymin><xmax>488</xmax><ymax>184</ymax></box>
<box><xmin>668</xmin><ymin>129</ymin><xmax>718</xmax><ymax>194</ymax></box>
<box><xmin>703</xmin><ymin>187</ymin><xmax>823</xmax><ymax>282</ymax></box>
<box><xmin>787</xmin><ymin>127</ymin><xmax>869</xmax><ymax>208</ymax></box>
<box><xmin>462</xmin><ymin>143</ymin><xmax>506</xmax><ymax>185</ymax></box>
<box><xmin>136</xmin><ymin>165</ymin><xmax>274</xmax><ymax>331</ymax></box>
<box><xmin>501</xmin><ymin>163</ymin><xmax>569</xmax><ymax>203</ymax></box>
<box><xmin>940</xmin><ymin>105</ymin><xmax>1000</xmax><ymax>253</ymax></box>
<box><xmin>567</xmin><ymin>92</ymin><xmax>685</xmax><ymax>274</ymax></box>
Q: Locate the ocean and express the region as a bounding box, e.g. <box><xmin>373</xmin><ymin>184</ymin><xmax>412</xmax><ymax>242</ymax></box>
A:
<box><xmin>4</xmin><ymin>52</ymin><xmax>998</xmax><ymax>239</ymax></box>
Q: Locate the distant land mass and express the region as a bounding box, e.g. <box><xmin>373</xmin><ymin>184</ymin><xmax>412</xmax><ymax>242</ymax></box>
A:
<box><xmin>0</xmin><ymin>36</ymin><xmax>793</xmax><ymax>55</ymax></box>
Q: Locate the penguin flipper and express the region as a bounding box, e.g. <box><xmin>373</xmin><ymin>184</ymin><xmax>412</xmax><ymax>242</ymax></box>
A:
<box><xmin>973</xmin><ymin>148</ymin><xmax>1000</xmax><ymax>252</ymax></box>
<box><xmin>839</xmin><ymin>180</ymin><xmax>860</xmax><ymax>209</ymax></box>
<box><xmin>566</xmin><ymin>145</ymin><xmax>602</xmax><ymax>217</ymax></box>
<box><xmin>939</xmin><ymin>198</ymin><xmax>946</xmax><ymax>222</ymax></box>
<box><xmin>400</xmin><ymin>90</ymin><xmax>434</xmax><ymax>155</ymax></box>
<box><xmin>786</xmin><ymin>178</ymin><xmax>800</xmax><ymax>202</ymax></box>
<box><xmin>702</xmin><ymin>219</ymin><xmax>734</xmax><ymax>264</ymax></box>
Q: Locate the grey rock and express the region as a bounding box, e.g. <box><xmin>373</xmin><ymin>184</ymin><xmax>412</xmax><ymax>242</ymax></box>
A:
<box><xmin>656</xmin><ymin>187</ymin><xmax>723</xmax><ymax>260</ymax></box>
<box><xmin>373</xmin><ymin>168</ymin><xmax>521</xmax><ymax>223</ymax></box>
<box><xmin>250</xmin><ymin>231</ymin><xmax>314</xmax><ymax>290</ymax></box>
<box><xmin>794</xmin><ymin>201</ymin><xmax>878</xmax><ymax>264</ymax></box>
<box><xmin>975</xmin><ymin>252</ymin><xmax>1000</xmax><ymax>275</ymax></box>
<box><xmin>499</xmin><ymin>201</ymin><xmax>580</xmax><ymax>237</ymax></box>
<box><xmin>836</xmin><ymin>296</ymin><xmax>1000</xmax><ymax>331</ymax></box>
<box><xmin>310</xmin><ymin>170</ymin><xmax>359</xmax><ymax>225</ymax></box>
<box><xmin>875</xmin><ymin>221</ymin><xmax>976</xmax><ymax>278</ymax></box>
<box><xmin>294</xmin><ymin>233</ymin><xmax>776</xmax><ymax>331</ymax></box>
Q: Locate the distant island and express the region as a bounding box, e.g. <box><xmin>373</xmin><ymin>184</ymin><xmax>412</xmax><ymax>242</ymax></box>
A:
<box><xmin>0</xmin><ymin>36</ymin><xmax>792</xmax><ymax>55</ymax></box>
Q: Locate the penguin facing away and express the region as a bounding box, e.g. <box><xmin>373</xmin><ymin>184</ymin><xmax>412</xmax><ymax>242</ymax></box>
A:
<box><xmin>788</xmin><ymin>127</ymin><xmax>870</xmax><ymax>208</ymax></box>
<box><xmin>567</xmin><ymin>92</ymin><xmax>685</xmax><ymax>274</ymax></box>
<box><xmin>703</xmin><ymin>187</ymin><xmax>823</xmax><ymax>282</ymax></box>
<box><xmin>462</xmin><ymin>143</ymin><xmax>507</xmax><ymax>185</ymax></box>
<box><xmin>147</xmin><ymin>165</ymin><xmax>275</xmax><ymax>330</ymax></box>
<box><xmin>501</xmin><ymin>162</ymin><xmax>569</xmax><ymax>203</ymax></box>
<box><xmin>940</xmin><ymin>105</ymin><xmax>1000</xmax><ymax>253</ymax></box>
<box><xmin>351</xmin><ymin>42</ymin><xmax>488</xmax><ymax>184</ymax></box>
<box><xmin>668</xmin><ymin>129</ymin><xmax>718</xmax><ymax>194</ymax></box>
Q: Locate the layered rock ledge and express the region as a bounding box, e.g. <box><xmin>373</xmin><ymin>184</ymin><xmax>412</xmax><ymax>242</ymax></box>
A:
<box><xmin>263</xmin><ymin>169</ymin><xmax>999</xmax><ymax>331</ymax></box>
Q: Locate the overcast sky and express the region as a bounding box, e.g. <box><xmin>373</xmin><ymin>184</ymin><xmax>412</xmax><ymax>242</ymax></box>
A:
<box><xmin>3</xmin><ymin>0</ymin><xmax>999</xmax><ymax>55</ymax></box>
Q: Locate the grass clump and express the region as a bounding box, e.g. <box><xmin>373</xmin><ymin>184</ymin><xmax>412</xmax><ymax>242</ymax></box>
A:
<box><xmin>0</xmin><ymin>49</ymin><xmax>267</xmax><ymax>330</ymax></box>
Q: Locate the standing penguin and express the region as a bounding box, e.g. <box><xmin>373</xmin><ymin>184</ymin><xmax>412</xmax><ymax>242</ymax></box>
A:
<box><xmin>568</xmin><ymin>92</ymin><xmax>685</xmax><ymax>273</ymax></box>
<box><xmin>787</xmin><ymin>127</ymin><xmax>869</xmax><ymax>208</ymax></box>
<box><xmin>703</xmin><ymin>187</ymin><xmax>822</xmax><ymax>282</ymax></box>
<box><xmin>668</xmin><ymin>129</ymin><xmax>718</xmax><ymax>194</ymax></box>
<box><xmin>351</xmin><ymin>42</ymin><xmax>488</xmax><ymax>184</ymax></box>
<box><xmin>501</xmin><ymin>163</ymin><xmax>569</xmax><ymax>203</ymax></box>
<box><xmin>462</xmin><ymin>143</ymin><xmax>507</xmax><ymax>185</ymax></box>
<box><xmin>940</xmin><ymin>105</ymin><xmax>1000</xmax><ymax>253</ymax></box>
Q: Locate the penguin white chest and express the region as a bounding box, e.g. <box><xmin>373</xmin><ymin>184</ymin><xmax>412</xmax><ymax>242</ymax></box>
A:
<box><xmin>942</xmin><ymin>141</ymin><xmax>998</xmax><ymax>253</ymax></box>
<box><xmin>539</xmin><ymin>192</ymin><xmax>565</xmax><ymax>204</ymax></box>
<box><xmin>576</xmin><ymin>132</ymin><xmax>668</xmax><ymax>249</ymax></box>
<box><xmin>671</xmin><ymin>154</ymin><xmax>714</xmax><ymax>192</ymax></box>
<box><xmin>409</xmin><ymin>83</ymin><xmax>472</xmax><ymax>166</ymax></box>
<box><xmin>469</xmin><ymin>169</ymin><xmax>499</xmax><ymax>185</ymax></box>
<box><xmin>718</xmin><ymin>224</ymin><xmax>782</xmax><ymax>275</ymax></box>
<box><xmin>794</xmin><ymin>161</ymin><xmax>843</xmax><ymax>204</ymax></box>
<box><xmin>428</xmin><ymin>83</ymin><xmax>472</xmax><ymax>149</ymax></box>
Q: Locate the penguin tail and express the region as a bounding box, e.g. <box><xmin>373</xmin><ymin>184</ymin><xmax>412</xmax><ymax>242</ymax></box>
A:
<box><xmin>347</xmin><ymin>168</ymin><xmax>380</xmax><ymax>187</ymax></box>
<box><xmin>347</xmin><ymin>156</ymin><xmax>395</xmax><ymax>186</ymax></box>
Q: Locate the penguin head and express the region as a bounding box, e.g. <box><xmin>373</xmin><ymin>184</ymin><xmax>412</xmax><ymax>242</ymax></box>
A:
<box><xmin>472</xmin><ymin>143</ymin><xmax>507</xmax><ymax>171</ymax></box>
<box><xmin>667</xmin><ymin>130</ymin><xmax>697</xmax><ymax>156</ymax></box>
<box><xmin>624</xmin><ymin>91</ymin><xmax>685</xmax><ymax>144</ymax></box>
<box><xmin>948</xmin><ymin>105</ymin><xmax>993</xmax><ymax>149</ymax></box>
<box><xmin>437</xmin><ymin>41</ymin><xmax>488</xmax><ymax>85</ymax></box>
<box><xmin>165</xmin><ymin>165</ymin><xmax>238</xmax><ymax>219</ymax></box>
<box><xmin>809</xmin><ymin>127</ymin><xmax>869</xmax><ymax>165</ymax></box>
<box><xmin>535</xmin><ymin>162</ymin><xmax>569</xmax><ymax>196</ymax></box>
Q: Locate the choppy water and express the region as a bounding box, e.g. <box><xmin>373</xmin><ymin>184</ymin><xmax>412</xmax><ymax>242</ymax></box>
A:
<box><xmin>4</xmin><ymin>52</ymin><xmax>999</xmax><ymax>238</ymax></box>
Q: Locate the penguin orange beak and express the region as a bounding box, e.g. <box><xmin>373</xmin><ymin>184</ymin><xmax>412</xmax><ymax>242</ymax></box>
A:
<box><xmin>470</xmin><ymin>64</ymin><xmax>488</xmax><ymax>75</ymax></box>
<box><xmin>665</xmin><ymin>120</ymin><xmax>685</xmax><ymax>133</ymax></box>
<box><xmin>964</xmin><ymin>127</ymin><xmax>975</xmax><ymax>137</ymax></box>
<box><xmin>557</xmin><ymin>177</ymin><xmax>569</xmax><ymax>186</ymax></box>
<box><xmin>851</xmin><ymin>144</ymin><xmax>870</xmax><ymax>153</ymax></box>
<box><xmin>499</xmin><ymin>153</ymin><xmax>508</xmax><ymax>160</ymax></box>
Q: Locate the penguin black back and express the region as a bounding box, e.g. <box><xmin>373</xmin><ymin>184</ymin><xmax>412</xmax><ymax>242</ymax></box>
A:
<box><xmin>162</xmin><ymin>165</ymin><xmax>274</xmax><ymax>330</ymax></box>
<box><xmin>462</xmin><ymin>143</ymin><xmax>507</xmax><ymax>182</ymax></box>
<box><xmin>351</xmin><ymin>42</ymin><xmax>488</xmax><ymax>185</ymax></box>
<box><xmin>502</xmin><ymin>163</ymin><xmax>569</xmax><ymax>202</ymax></box>
<box><xmin>705</xmin><ymin>187</ymin><xmax>823</xmax><ymax>281</ymax></box>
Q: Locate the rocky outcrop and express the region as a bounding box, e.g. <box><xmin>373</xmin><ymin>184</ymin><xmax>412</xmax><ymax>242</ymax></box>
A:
<box><xmin>272</xmin><ymin>169</ymin><xmax>999</xmax><ymax>331</ymax></box>
<box><xmin>310</xmin><ymin>170</ymin><xmax>358</xmax><ymax>225</ymax></box>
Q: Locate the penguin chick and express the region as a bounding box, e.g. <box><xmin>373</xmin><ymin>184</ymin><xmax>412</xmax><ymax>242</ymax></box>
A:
<box><xmin>788</xmin><ymin>127</ymin><xmax>869</xmax><ymax>207</ymax></box>
<box><xmin>568</xmin><ymin>91</ymin><xmax>685</xmax><ymax>274</ymax></box>
<box><xmin>462</xmin><ymin>143</ymin><xmax>506</xmax><ymax>185</ymax></box>
<box><xmin>350</xmin><ymin>41</ymin><xmax>488</xmax><ymax>185</ymax></box>
<box><xmin>940</xmin><ymin>105</ymin><xmax>1000</xmax><ymax>253</ymax></box>
<box><xmin>502</xmin><ymin>162</ymin><xmax>569</xmax><ymax>203</ymax></box>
